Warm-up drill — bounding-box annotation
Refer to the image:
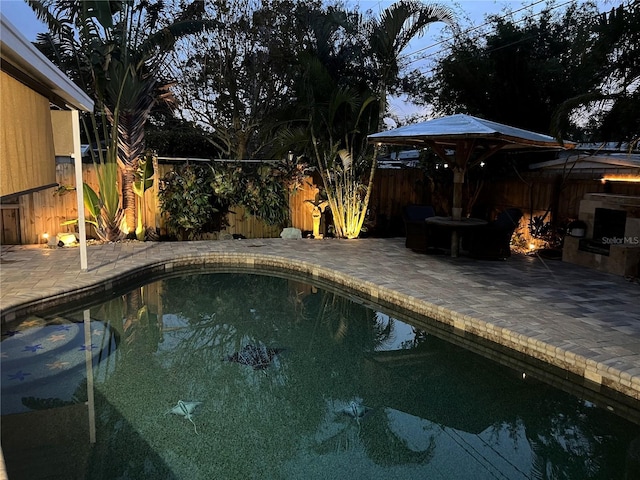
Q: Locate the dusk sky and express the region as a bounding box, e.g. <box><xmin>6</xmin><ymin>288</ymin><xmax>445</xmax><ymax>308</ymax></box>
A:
<box><xmin>0</xmin><ymin>0</ymin><xmax>626</xmax><ymax>121</ymax></box>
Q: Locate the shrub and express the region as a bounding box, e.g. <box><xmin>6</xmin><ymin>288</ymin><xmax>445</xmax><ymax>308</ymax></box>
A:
<box><xmin>159</xmin><ymin>164</ymin><xmax>216</xmax><ymax>240</ymax></box>
<box><xmin>211</xmin><ymin>161</ymin><xmax>307</xmax><ymax>228</ymax></box>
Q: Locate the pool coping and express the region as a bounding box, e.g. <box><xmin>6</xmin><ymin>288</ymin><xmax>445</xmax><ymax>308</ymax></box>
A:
<box><xmin>3</xmin><ymin>245</ymin><xmax>640</xmax><ymax>413</ymax></box>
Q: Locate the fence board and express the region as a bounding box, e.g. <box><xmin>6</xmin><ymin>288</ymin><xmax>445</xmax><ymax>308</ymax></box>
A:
<box><xmin>288</xmin><ymin>179</ymin><xmax>320</xmax><ymax>233</ymax></box>
<box><xmin>369</xmin><ymin>168</ymin><xmax>428</xmax><ymax>235</ymax></box>
<box><xmin>0</xmin><ymin>206</ymin><xmax>20</xmax><ymax>244</ymax></box>
<box><xmin>480</xmin><ymin>173</ymin><xmax>640</xmax><ymax>221</ymax></box>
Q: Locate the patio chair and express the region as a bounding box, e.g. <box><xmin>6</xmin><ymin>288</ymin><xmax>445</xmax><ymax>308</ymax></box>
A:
<box><xmin>402</xmin><ymin>205</ymin><xmax>437</xmax><ymax>253</ymax></box>
<box><xmin>468</xmin><ymin>208</ymin><xmax>523</xmax><ymax>260</ymax></box>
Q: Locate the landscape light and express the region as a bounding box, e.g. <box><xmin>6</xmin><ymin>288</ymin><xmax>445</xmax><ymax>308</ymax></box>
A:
<box><xmin>57</xmin><ymin>233</ymin><xmax>77</xmax><ymax>246</ymax></box>
<box><xmin>601</xmin><ymin>174</ymin><xmax>640</xmax><ymax>183</ymax></box>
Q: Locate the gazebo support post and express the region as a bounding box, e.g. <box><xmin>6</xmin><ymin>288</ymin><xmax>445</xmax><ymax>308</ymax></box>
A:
<box><xmin>450</xmin><ymin>141</ymin><xmax>474</xmax><ymax>256</ymax></box>
<box><xmin>72</xmin><ymin>110</ymin><xmax>88</xmax><ymax>271</ymax></box>
<box><xmin>426</xmin><ymin>139</ymin><xmax>471</xmax><ymax>256</ymax></box>
<box><xmin>450</xmin><ymin>167</ymin><xmax>465</xmax><ymax>257</ymax></box>
<box><xmin>452</xmin><ymin>140</ymin><xmax>475</xmax><ymax>218</ymax></box>
<box><xmin>452</xmin><ymin>167</ymin><xmax>464</xmax><ymax>221</ymax></box>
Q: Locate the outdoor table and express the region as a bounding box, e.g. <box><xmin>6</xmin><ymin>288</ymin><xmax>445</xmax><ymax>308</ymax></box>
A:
<box><xmin>425</xmin><ymin>216</ymin><xmax>488</xmax><ymax>257</ymax></box>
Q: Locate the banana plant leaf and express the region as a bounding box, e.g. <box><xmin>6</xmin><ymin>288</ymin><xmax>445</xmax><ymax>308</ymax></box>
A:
<box><xmin>133</xmin><ymin>158</ymin><xmax>154</xmax><ymax>197</ymax></box>
<box><xmin>83</xmin><ymin>183</ymin><xmax>102</xmax><ymax>219</ymax></box>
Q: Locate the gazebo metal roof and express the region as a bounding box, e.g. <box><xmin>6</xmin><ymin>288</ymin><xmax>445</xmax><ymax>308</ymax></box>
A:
<box><xmin>368</xmin><ymin>114</ymin><xmax>574</xmax><ymax>151</ymax></box>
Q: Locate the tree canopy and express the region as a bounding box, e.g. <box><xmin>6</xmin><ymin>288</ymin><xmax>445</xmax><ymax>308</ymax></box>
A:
<box><xmin>416</xmin><ymin>0</ymin><xmax>639</xmax><ymax>144</ymax></box>
<box><xmin>169</xmin><ymin>0</ymin><xmax>321</xmax><ymax>160</ymax></box>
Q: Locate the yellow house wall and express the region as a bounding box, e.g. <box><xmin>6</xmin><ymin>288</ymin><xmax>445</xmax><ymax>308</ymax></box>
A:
<box><xmin>0</xmin><ymin>70</ymin><xmax>56</xmax><ymax>197</ymax></box>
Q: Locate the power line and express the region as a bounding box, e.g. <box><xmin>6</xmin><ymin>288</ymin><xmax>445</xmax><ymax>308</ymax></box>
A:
<box><xmin>400</xmin><ymin>0</ymin><xmax>549</xmax><ymax>61</ymax></box>
<box><xmin>401</xmin><ymin>0</ymin><xmax>588</xmax><ymax>69</ymax></box>
<box><xmin>405</xmin><ymin>0</ymin><xmax>574</xmax><ymax>65</ymax></box>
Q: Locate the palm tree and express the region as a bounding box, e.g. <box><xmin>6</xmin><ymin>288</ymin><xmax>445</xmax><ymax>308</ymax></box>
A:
<box><xmin>286</xmin><ymin>13</ymin><xmax>379</xmax><ymax>239</ymax></box>
<box><xmin>308</xmin><ymin>88</ymin><xmax>378</xmax><ymax>239</ymax></box>
<box><xmin>28</xmin><ymin>0</ymin><xmax>212</xmax><ymax>235</ymax></box>
<box><xmin>367</xmin><ymin>1</ymin><xmax>456</xmax><ymax>130</ymax></box>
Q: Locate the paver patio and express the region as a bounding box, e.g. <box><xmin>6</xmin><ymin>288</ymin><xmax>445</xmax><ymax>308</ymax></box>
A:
<box><xmin>1</xmin><ymin>237</ymin><xmax>639</xmax><ymax>415</ymax></box>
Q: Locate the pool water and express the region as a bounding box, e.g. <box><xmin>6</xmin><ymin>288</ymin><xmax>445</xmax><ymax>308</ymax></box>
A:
<box><xmin>2</xmin><ymin>272</ymin><xmax>640</xmax><ymax>479</ymax></box>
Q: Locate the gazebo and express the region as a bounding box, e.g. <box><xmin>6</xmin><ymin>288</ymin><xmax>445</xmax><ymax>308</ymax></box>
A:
<box><xmin>368</xmin><ymin>114</ymin><xmax>575</xmax><ymax>221</ymax></box>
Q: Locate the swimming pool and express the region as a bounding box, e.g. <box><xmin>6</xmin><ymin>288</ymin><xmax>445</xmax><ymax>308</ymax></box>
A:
<box><xmin>2</xmin><ymin>271</ymin><xmax>640</xmax><ymax>479</ymax></box>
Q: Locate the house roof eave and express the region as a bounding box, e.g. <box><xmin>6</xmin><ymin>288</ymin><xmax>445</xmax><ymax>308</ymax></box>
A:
<box><xmin>0</xmin><ymin>13</ymin><xmax>93</xmax><ymax>112</ymax></box>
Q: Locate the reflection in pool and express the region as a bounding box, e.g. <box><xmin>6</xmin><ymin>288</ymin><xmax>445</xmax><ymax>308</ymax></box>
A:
<box><xmin>2</xmin><ymin>272</ymin><xmax>640</xmax><ymax>479</ymax></box>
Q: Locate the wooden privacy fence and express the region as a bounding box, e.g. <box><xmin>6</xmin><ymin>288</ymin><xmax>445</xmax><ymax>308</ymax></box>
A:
<box><xmin>477</xmin><ymin>171</ymin><xmax>640</xmax><ymax>221</ymax></box>
<box><xmin>3</xmin><ymin>161</ymin><xmax>638</xmax><ymax>245</ymax></box>
<box><xmin>476</xmin><ymin>171</ymin><xmax>640</xmax><ymax>247</ymax></box>
<box><xmin>1</xmin><ymin>161</ymin><xmax>321</xmax><ymax>244</ymax></box>
<box><xmin>1</xmin><ymin>161</ymin><xmax>431</xmax><ymax>244</ymax></box>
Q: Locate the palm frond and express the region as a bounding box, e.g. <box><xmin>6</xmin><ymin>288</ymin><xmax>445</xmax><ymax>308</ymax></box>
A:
<box><xmin>328</xmin><ymin>86</ymin><xmax>358</xmax><ymax>125</ymax></box>
<box><xmin>337</xmin><ymin>149</ymin><xmax>352</xmax><ymax>170</ymax></box>
<box><xmin>550</xmin><ymin>91</ymin><xmax>614</xmax><ymax>142</ymax></box>
<box><xmin>82</xmin><ymin>0</ymin><xmax>118</xmax><ymax>30</ymax></box>
<box><xmin>25</xmin><ymin>0</ymin><xmax>68</xmax><ymax>36</ymax></box>
<box><xmin>374</xmin><ymin>1</ymin><xmax>456</xmax><ymax>59</ymax></box>
<box><xmin>137</xmin><ymin>20</ymin><xmax>218</xmax><ymax>66</ymax></box>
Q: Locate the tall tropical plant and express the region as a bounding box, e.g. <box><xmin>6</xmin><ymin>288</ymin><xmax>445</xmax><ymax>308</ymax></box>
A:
<box><xmin>133</xmin><ymin>150</ymin><xmax>155</xmax><ymax>240</ymax></box>
<box><xmin>276</xmin><ymin>3</ymin><xmax>455</xmax><ymax>238</ymax></box>
<box><xmin>28</xmin><ymin>0</ymin><xmax>213</xmax><ymax>235</ymax></box>
<box><xmin>308</xmin><ymin>90</ymin><xmax>378</xmax><ymax>239</ymax></box>
<box><xmin>367</xmin><ymin>1</ymin><xmax>456</xmax><ymax>129</ymax></box>
<box><xmin>82</xmin><ymin>161</ymin><xmax>125</xmax><ymax>242</ymax></box>
<box><xmin>266</xmin><ymin>6</ymin><xmax>375</xmax><ymax>239</ymax></box>
<box><xmin>290</xmin><ymin>37</ymin><xmax>379</xmax><ymax>238</ymax></box>
<box><xmin>80</xmin><ymin>107</ymin><xmax>126</xmax><ymax>242</ymax></box>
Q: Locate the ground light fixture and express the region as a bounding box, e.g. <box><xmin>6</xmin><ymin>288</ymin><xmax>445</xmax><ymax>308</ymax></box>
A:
<box><xmin>601</xmin><ymin>174</ymin><xmax>640</xmax><ymax>183</ymax></box>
